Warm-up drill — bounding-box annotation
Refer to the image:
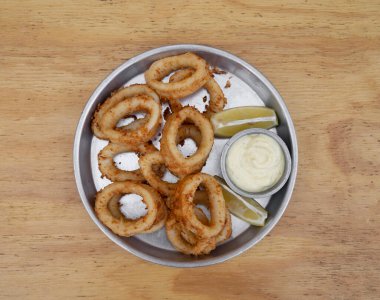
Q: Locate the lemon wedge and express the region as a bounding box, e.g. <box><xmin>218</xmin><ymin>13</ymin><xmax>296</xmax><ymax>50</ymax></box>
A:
<box><xmin>215</xmin><ymin>176</ymin><xmax>268</xmax><ymax>226</ymax></box>
<box><xmin>211</xmin><ymin>106</ymin><xmax>278</xmax><ymax>137</ymax></box>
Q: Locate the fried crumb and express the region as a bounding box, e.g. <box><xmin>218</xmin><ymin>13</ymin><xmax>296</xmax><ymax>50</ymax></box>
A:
<box><xmin>224</xmin><ymin>80</ymin><xmax>231</xmax><ymax>89</ymax></box>
<box><xmin>211</xmin><ymin>66</ymin><xmax>227</xmax><ymax>75</ymax></box>
<box><xmin>163</xmin><ymin>106</ymin><xmax>172</xmax><ymax>120</ymax></box>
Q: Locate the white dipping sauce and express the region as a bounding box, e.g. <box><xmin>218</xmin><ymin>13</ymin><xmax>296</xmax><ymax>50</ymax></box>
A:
<box><xmin>226</xmin><ymin>134</ymin><xmax>285</xmax><ymax>193</ymax></box>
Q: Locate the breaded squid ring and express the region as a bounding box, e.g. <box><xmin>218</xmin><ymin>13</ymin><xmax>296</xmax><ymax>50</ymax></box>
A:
<box><xmin>165</xmin><ymin>213</ymin><xmax>216</xmax><ymax>256</ymax></box>
<box><xmin>160</xmin><ymin>107</ymin><xmax>214</xmax><ymax>177</ymax></box>
<box><xmin>95</xmin><ymin>182</ymin><xmax>159</xmax><ymax>237</ymax></box>
<box><xmin>99</xmin><ymin>95</ymin><xmax>162</xmax><ymax>145</ymax></box>
<box><xmin>107</xmin><ymin>195</ymin><xmax>123</xmax><ymax>219</ymax></box>
<box><xmin>139</xmin><ymin>125</ymin><xmax>202</xmax><ymax>197</ymax></box>
<box><xmin>169</xmin><ymin>68</ymin><xmax>227</xmax><ymax>118</ymax></box>
<box><xmin>105</xmin><ymin>191</ymin><xmax>167</xmax><ymax>234</ymax></box>
<box><xmin>173</xmin><ymin>173</ymin><xmax>226</xmax><ymax>239</ymax></box>
<box><xmin>216</xmin><ymin>209</ymin><xmax>232</xmax><ymax>243</ymax></box>
<box><xmin>141</xmin><ymin>195</ymin><xmax>168</xmax><ymax>234</ymax></box>
<box><xmin>144</xmin><ymin>52</ymin><xmax>210</xmax><ymax>100</ymax></box>
<box><xmin>179</xmin><ymin>207</ymin><xmax>209</xmax><ymax>245</ymax></box>
<box><xmin>180</xmin><ymin>202</ymin><xmax>232</xmax><ymax>245</ymax></box>
<box><xmin>139</xmin><ymin>151</ymin><xmax>176</xmax><ymax>197</ymax></box>
<box><xmin>98</xmin><ymin>142</ymin><xmax>157</xmax><ymax>182</ymax></box>
<box><xmin>92</xmin><ymin>84</ymin><xmax>160</xmax><ymax>139</ymax></box>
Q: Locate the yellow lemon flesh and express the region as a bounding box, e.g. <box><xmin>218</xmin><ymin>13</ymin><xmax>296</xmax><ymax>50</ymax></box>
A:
<box><xmin>215</xmin><ymin>176</ymin><xmax>268</xmax><ymax>226</ymax></box>
<box><xmin>211</xmin><ymin>106</ymin><xmax>278</xmax><ymax>137</ymax></box>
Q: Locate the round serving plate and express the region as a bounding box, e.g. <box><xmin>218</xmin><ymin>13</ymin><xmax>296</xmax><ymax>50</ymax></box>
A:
<box><xmin>73</xmin><ymin>44</ymin><xmax>298</xmax><ymax>267</ymax></box>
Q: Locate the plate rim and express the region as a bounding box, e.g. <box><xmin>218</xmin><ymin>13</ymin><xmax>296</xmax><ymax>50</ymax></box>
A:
<box><xmin>73</xmin><ymin>44</ymin><xmax>298</xmax><ymax>268</ymax></box>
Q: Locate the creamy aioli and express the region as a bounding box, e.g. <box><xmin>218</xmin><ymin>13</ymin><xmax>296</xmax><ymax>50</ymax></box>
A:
<box><xmin>226</xmin><ymin>134</ymin><xmax>285</xmax><ymax>193</ymax></box>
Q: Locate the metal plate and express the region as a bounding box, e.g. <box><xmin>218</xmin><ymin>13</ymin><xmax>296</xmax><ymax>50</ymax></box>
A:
<box><xmin>73</xmin><ymin>45</ymin><xmax>298</xmax><ymax>267</ymax></box>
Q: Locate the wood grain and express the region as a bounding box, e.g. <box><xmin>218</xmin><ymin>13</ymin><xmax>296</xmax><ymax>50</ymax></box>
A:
<box><xmin>1</xmin><ymin>0</ymin><xmax>379</xmax><ymax>299</ymax></box>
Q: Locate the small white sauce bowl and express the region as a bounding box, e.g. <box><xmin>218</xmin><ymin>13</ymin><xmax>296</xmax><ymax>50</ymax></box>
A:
<box><xmin>221</xmin><ymin>128</ymin><xmax>292</xmax><ymax>198</ymax></box>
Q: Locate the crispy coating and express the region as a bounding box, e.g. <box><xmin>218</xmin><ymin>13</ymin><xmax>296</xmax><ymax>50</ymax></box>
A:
<box><xmin>173</xmin><ymin>173</ymin><xmax>226</xmax><ymax>239</ymax></box>
<box><xmin>100</xmin><ymin>95</ymin><xmax>162</xmax><ymax>145</ymax></box>
<box><xmin>139</xmin><ymin>151</ymin><xmax>177</xmax><ymax>197</ymax></box>
<box><xmin>95</xmin><ymin>182</ymin><xmax>160</xmax><ymax>237</ymax></box>
<box><xmin>160</xmin><ymin>107</ymin><xmax>214</xmax><ymax>177</ymax></box>
<box><xmin>92</xmin><ymin>84</ymin><xmax>159</xmax><ymax>139</ymax></box>
<box><xmin>166</xmin><ymin>213</ymin><xmax>216</xmax><ymax>255</ymax></box>
<box><xmin>92</xmin><ymin>53</ymin><xmax>233</xmax><ymax>255</ymax></box>
<box><xmin>145</xmin><ymin>52</ymin><xmax>211</xmax><ymax>99</ymax></box>
<box><xmin>216</xmin><ymin>208</ymin><xmax>232</xmax><ymax>243</ymax></box>
<box><xmin>141</xmin><ymin>194</ymin><xmax>168</xmax><ymax>234</ymax></box>
<box><xmin>211</xmin><ymin>66</ymin><xmax>227</xmax><ymax>75</ymax></box>
<box><xmin>98</xmin><ymin>142</ymin><xmax>157</xmax><ymax>182</ymax></box>
<box><xmin>105</xmin><ymin>186</ymin><xmax>167</xmax><ymax>234</ymax></box>
<box><xmin>139</xmin><ymin>125</ymin><xmax>202</xmax><ymax>198</ymax></box>
<box><xmin>169</xmin><ymin>68</ymin><xmax>227</xmax><ymax>118</ymax></box>
<box><xmin>181</xmin><ymin>196</ymin><xmax>232</xmax><ymax>245</ymax></box>
<box><xmin>165</xmin><ymin>173</ymin><xmax>230</xmax><ymax>255</ymax></box>
<box><xmin>224</xmin><ymin>80</ymin><xmax>231</xmax><ymax>89</ymax></box>
<box><xmin>179</xmin><ymin>207</ymin><xmax>209</xmax><ymax>245</ymax></box>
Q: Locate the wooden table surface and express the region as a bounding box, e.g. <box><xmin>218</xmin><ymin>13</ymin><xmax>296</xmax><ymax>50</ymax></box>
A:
<box><xmin>1</xmin><ymin>1</ymin><xmax>379</xmax><ymax>299</ymax></box>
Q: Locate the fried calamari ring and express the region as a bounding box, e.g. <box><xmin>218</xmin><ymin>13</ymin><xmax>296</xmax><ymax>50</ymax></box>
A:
<box><xmin>107</xmin><ymin>195</ymin><xmax>123</xmax><ymax>219</ymax></box>
<box><xmin>160</xmin><ymin>107</ymin><xmax>214</xmax><ymax>177</ymax></box>
<box><xmin>92</xmin><ymin>84</ymin><xmax>160</xmax><ymax>139</ymax></box>
<box><xmin>165</xmin><ymin>190</ymin><xmax>209</xmax><ymax>211</ymax></box>
<box><xmin>179</xmin><ymin>207</ymin><xmax>209</xmax><ymax>245</ymax></box>
<box><xmin>145</xmin><ymin>52</ymin><xmax>210</xmax><ymax>99</ymax></box>
<box><xmin>216</xmin><ymin>209</ymin><xmax>232</xmax><ymax>243</ymax></box>
<box><xmin>173</xmin><ymin>173</ymin><xmax>226</xmax><ymax>239</ymax></box>
<box><xmin>105</xmin><ymin>190</ymin><xmax>167</xmax><ymax>234</ymax></box>
<box><xmin>98</xmin><ymin>142</ymin><xmax>156</xmax><ymax>182</ymax></box>
<box><xmin>139</xmin><ymin>151</ymin><xmax>176</xmax><ymax>197</ymax></box>
<box><xmin>169</xmin><ymin>68</ymin><xmax>227</xmax><ymax>117</ymax></box>
<box><xmin>95</xmin><ymin>182</ymin><xmax>160</xmax><ymax>237</ymax></box>
<box><xmin>165</xmin><ymin>213</ymin><xmax>216</xmax><ymax>256</ymax></box>
<box><xmin>100</xmin><ymin>95</ymin><xmax>162</xmax><ymax>145</ymax></box>
<box><xmin>142</xmin><ymin>195</ymin><xmax>168</xmax><ymax>234</ymax></box>
<box><xmin>139</xmin><ymin>125</ymin><xmax>202</xmax><ymax>197</ymax></box>
<box><xmin>179</xmin><ymin>194</ymin><xmax>231</xmax><ymax>245</ymax></box>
